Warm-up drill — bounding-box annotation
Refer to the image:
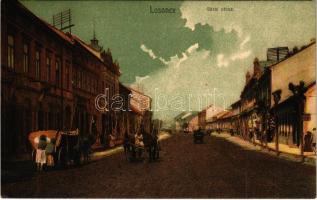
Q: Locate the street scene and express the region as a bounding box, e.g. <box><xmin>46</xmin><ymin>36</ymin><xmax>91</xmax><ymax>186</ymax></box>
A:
<box><xmin>2</xmin><ymin>133</ymin><xmax>315</xmax><ymax>198</ymax></box>
<box><xmin>1</xmin><ymin>0</ymin><xmax>316</xmax><ymax>198</ymax></box>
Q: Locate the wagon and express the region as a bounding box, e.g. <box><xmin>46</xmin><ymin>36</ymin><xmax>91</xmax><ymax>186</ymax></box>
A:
<box><xmin>193</xmin><ymin>129</ymin><xmax>204</xmax><ymax>143</ymax></box>
<box><xmin>28</xmin><ymin>129</ymin><xmax>85</xmax><ymax>168</ymax></box>
<box><xmin>124</xmin><ymin>132</ymin><xmax>160</xmax><ymax>162</ymax></box>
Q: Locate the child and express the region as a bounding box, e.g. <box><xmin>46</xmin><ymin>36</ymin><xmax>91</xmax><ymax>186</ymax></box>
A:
<box><xmin>36</xmin><ymin>135</ymin><xmax>47</xmax><ymax>171</ymax></box>
<box><xmin>45</xmin><ymin>138</ymin><xmax>56</xmax><ymax>168</ymax></box>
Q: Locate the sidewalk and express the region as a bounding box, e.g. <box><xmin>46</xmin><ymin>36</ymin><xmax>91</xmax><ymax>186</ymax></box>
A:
<box><xmin>211</xmin><ymin>131</ymin><xmax>316</xmax><ymax>165</ymax></box>
<box><xmin>91</xmin><ymin>131</ymin><xmax>172</xmax><ymax>160</ymax></box>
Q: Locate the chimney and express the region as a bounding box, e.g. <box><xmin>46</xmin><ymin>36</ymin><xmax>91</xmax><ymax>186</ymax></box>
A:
<box><xmin>253</xmin><ymin>57</ymin><xmax>261</xmax><ymax>79</ymax></box>
<box><xmin>246</xmin><ymin>71</ymin><xmax>251</xmax><ymax>84</ymax></box>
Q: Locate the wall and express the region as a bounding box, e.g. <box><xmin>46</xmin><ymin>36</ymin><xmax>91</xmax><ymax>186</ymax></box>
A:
<box><xmin>271</xmin><ymin>43</ymin><xmax>316</xmax><ymax>106</ymax></box>
<box><xmin>304</xmin><ymin>84</ymin><xmax>316</xmax><ymax>133</ymax></box>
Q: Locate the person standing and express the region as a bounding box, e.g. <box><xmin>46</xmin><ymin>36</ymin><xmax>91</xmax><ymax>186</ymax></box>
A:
<box><xmin>45</xmin><ymin>138</ymin><xmax>56</xmax><ymax>169</ymax></box>
<box><xmin>312</xmin><ymin>128</ymin><xmax>316</xmax><ymax>154</ymax></box>
<box><xmin>36</xmin><ymin>135</ymin><xmax>47</xmax><ymax>171</ymax></box>
<box><xmin>123</xmin><ymin>131</ymin><xmax>130</xmax><ymax>155</ymax></box>
<box><xmin>135</xmin><ymin>131</ymin><xmax>144</xmax><ymax>159</ymax></box>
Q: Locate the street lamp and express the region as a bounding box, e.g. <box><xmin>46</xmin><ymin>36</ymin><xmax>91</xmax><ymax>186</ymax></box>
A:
<box><xmin>272</xmin><ymin>89</ymin><xmax>281</xmax><ymax>155</ymax></box>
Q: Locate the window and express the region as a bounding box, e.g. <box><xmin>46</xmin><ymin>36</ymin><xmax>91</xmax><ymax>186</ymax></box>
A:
<box><xmin>46</xmin><ymin>57</ymin><xmax>51</xmax><ymax>81</ymax></box>
<box><xmin>23</xmin><ymin>44</ymin><xmax>29</xmax><ymax>73</ymax></box>
<box><xmin>66</xmin><ymin>63</ymin><xmax>70</xmax><ymax>89</ymax></box>
<box><xmin>88</xmin><ymin>77</ymin><xmax>91</xmax><ymax>93</ymax></box>
<box><xmin>83</xmin><ymin>75</ymin><xmax>87</xmax><ymax>90</ymax></box>
<box><xmin>7</xmin><ymin>35</ymin><xmax>14</xmax><ymax>69</ymax></box>
<box><xmin>78</xmin><ymin>71</ymin><xmax>82</xmax><ymax>88</ymax></box>
<box><xmin>35</xmin><ymin>51</ymin><xmax>40</xmax><ymax>79</ymax></box>
<box><xmin>73</xmin><ymin>69</ymin><xmax>77</xmax><ymax>88</ymax></box>
<box><xmin>55</xmin><ymin>59</ymin><xmax>60</xmax><ymax>86</ymax></box>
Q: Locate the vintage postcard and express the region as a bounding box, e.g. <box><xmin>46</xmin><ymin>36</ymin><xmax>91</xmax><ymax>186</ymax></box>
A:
<box><xmin>1</xmin><ymin>0</ymin><xmax>316</xmax><ymax>198</ymax></box>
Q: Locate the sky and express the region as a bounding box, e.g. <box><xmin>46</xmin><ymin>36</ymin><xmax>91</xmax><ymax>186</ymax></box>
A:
<box><xmin>21</xmin><ymin>0</ymin><xmax>315</xmax><ymax>123</ymax></box>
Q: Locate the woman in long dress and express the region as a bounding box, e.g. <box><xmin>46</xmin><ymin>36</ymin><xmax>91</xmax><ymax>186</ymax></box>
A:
<box><xmin>36</xmin><ymin>135</ymin><xmax>47</xmax><ymax>171</ymax></box>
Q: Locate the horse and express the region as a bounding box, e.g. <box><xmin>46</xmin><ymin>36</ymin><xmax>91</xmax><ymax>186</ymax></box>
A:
<box><xmin>142</xmin><ymin>132</ymin><xmax>159</xmax><ymax>162</ymax></box>
<box><xmin>124</xmin><ymin>131</ymin><xmax>159</xmax><ymax>162</ymax></box>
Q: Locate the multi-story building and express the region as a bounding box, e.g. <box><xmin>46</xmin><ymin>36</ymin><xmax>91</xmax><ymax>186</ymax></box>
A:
<box><xmin>207</xmin><ymin>41</ymin><xmax>316</xmax><ymax>152</ymax></box>
<box><xmin>198</xmin><ymin>107</ymin><xmax>209</xmax><ymax>130</ymax></box>
<box><xmin>239</xmin><ymin>57</ymin><xmax>279</xmax><ymax>140</ymax></box>
<box><xmin>129</xmin><ymin>87</ymin><xmax>152</xmax><ymax>134</ymax></box>
<box><xmin>270</xmin><ymin>41</ymin><xmax>316</xmax><ymax>147</ymax></box>
<box><xmin>70</xmin><ymin>34</ymin><xmax>120</xmax><ymax>147</ymax></box>
<box><xmin>1</xmin><ymin>0</ymin><xmax>74</xmax><ymax>159</ymax></box>
<box><xmin>1</xmin><ymin>0</ymin><xmax>123</xmax><ymax>158</ymax></box>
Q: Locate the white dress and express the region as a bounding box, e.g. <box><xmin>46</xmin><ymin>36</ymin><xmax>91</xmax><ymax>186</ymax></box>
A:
<box><xmin>36</xmin><ymin>149</ymin><xmax>46</xmax><ymax>164</ymax></box>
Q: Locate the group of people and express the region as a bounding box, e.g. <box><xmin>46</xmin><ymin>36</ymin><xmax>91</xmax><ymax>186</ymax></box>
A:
<box><xmin>123</xmin><ymin>131</ymin><xmax>145</xmax><ymax>158</ymax></box>
<box><xmin>35</xmin><ymin>135</ymin><xmax>56</xmax><ymax>171</ymax></box>
<box><xmin>123</xmin><ymin>126</ymin><xmax>160</xmax><ymax>162</ymax></box>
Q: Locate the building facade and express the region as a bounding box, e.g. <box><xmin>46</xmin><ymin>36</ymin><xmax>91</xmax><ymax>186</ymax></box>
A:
<box><xmin>206</xmin><ymin>41</ymin><xmax>316</xmax><ymax>152</ymax></box>
<box><xmin>270</xmin><ymin>42</ymin><xmax>316</xmax><ymax>147</ymax></box>
<box><xmin>1</xmin><ymin>0</ymin><xmax>124</xmax><ymax>158</ymax></box>
<box><xmin>1</xmin><ymin>0</ymin><xmax>74</xmax><ymax>158</ymax></box>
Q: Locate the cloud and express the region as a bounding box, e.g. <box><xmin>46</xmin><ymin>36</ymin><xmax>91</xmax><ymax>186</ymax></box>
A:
<box><xmin>230</xmin><ymin>50</ymin><xmax>251</xmax><ymax>61</ymax></box>
<box><xmin>180</xmin><ymin>1</ymin><xmax>315</xmax><ymax>60</ymax></box>
<box><xmin>217</xmin><ymin>54</ymin><xmax>229</xmax><ymax>68</ymax></box>
<box><xmin>135</xmin><ymin>75</ymin><xmax>150</xmax><ymax>83</ymax></box>
<box><xmin>167</xmin><ymin>43</ymin><xmax>199</xmax><ymax>68</ymax></box>
<box><xmin>186</xmin><ymin>43</ymin><xmax>199</xmax><ymax>54</ymax></box>
<box><xmin>159</xmin><ymin>58</ymin><xmax>169</xmax><ymax>65</ymax></box>
<box><xmin>132</xmin><ymin>40</ymin><xmax>244</xmax><ymax>121</ymax></box>
<box><xmin>140</xmin><ymin>44</ymin><xmax>157</xmax><ymax>59</ymax></box>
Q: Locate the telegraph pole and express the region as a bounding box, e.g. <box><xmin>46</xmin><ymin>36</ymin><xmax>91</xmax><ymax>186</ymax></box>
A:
<box><xmin>272</xmin><ymin>89</ymin><xmax>281</xmax><ymax>156</ymax></box>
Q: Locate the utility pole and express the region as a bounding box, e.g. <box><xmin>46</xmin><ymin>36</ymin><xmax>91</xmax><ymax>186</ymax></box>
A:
<box><xmin>272</xmin><ymin>89</ymin><xmax>281</xmax><ymax>156</ymax></box>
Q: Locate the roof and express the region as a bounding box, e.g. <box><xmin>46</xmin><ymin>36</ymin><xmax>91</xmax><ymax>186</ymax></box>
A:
<box><xmin>71</xmin><ymin>34</ymin><xmax>103</xmax><ymax>62</ymax></box>
<box><xmin>220</xmin><ymin>110</ymin><xmax>234</xmax><ymax>119</ymax></box>
<box><xmin>15</xmin><ymin>0</ymin><xmax>121</xmax><ymax>76</ymax></box>
<box><xmin>128</xmin><ymin>86</ymin><xmax>152</xmax><ymax>100</ymax></box>
<box><xmin>269</xmin><ymin>41</ymin><xmax>316</xmax><ymax>69</ymax></box>
<box><xmin>213</xmin><ymin>110</ymin><xmax>229</xmax><ymax>119</ymax></box>
<box><xmin>71</xmin><ymin>35</ymin><xmax>121</xmax><ymax>76</ymax></box>
<box><xmin>175</xmin><ymin>111</ymin><xmax>199</xmax><ymax>121</ymax></box>
<box><xmin>182</xmin><ymin>111</ymin><xmax>199</xmax><ymax>121</ymax></box>
<box><xmin>259</xmin><ymin>60</ymin><xmax>278</xmax><ymax>69</ymax></box>
<box><xmin>230</xmin><ymin>100</ymin><xmax>241</xmax><ymax>108</ymax></box>
<box><xmin>14</xmin><ymin>1</ymin><xmax>73</xmax><ymax>45</ymax></box>
<box><xmin>130</xmin><ymin>104</ymin><xmax>143</xmax><ymax>116</ymax></box>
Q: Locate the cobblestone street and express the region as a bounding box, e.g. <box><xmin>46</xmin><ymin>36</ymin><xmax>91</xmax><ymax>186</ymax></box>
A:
<box><xmin>1</xmin><ymin>133</ymin><xmax>316</xmax><ymax>198</ymax></box>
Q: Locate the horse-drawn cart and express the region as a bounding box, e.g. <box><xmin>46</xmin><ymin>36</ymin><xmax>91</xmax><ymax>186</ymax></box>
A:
<box><xmin>193</xmin><ymin>129</ymin><xmax>204</xmax><ymax>143</ymax></box>
<box><xmin>28</xmin><ymin>129</ymin><xmax>87</xmax><ymax>168</ymax></box>
<box><xmin>124</xmin><ymin>133</ymin><xmax>160</xmax><ymax>162</ymax></box>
